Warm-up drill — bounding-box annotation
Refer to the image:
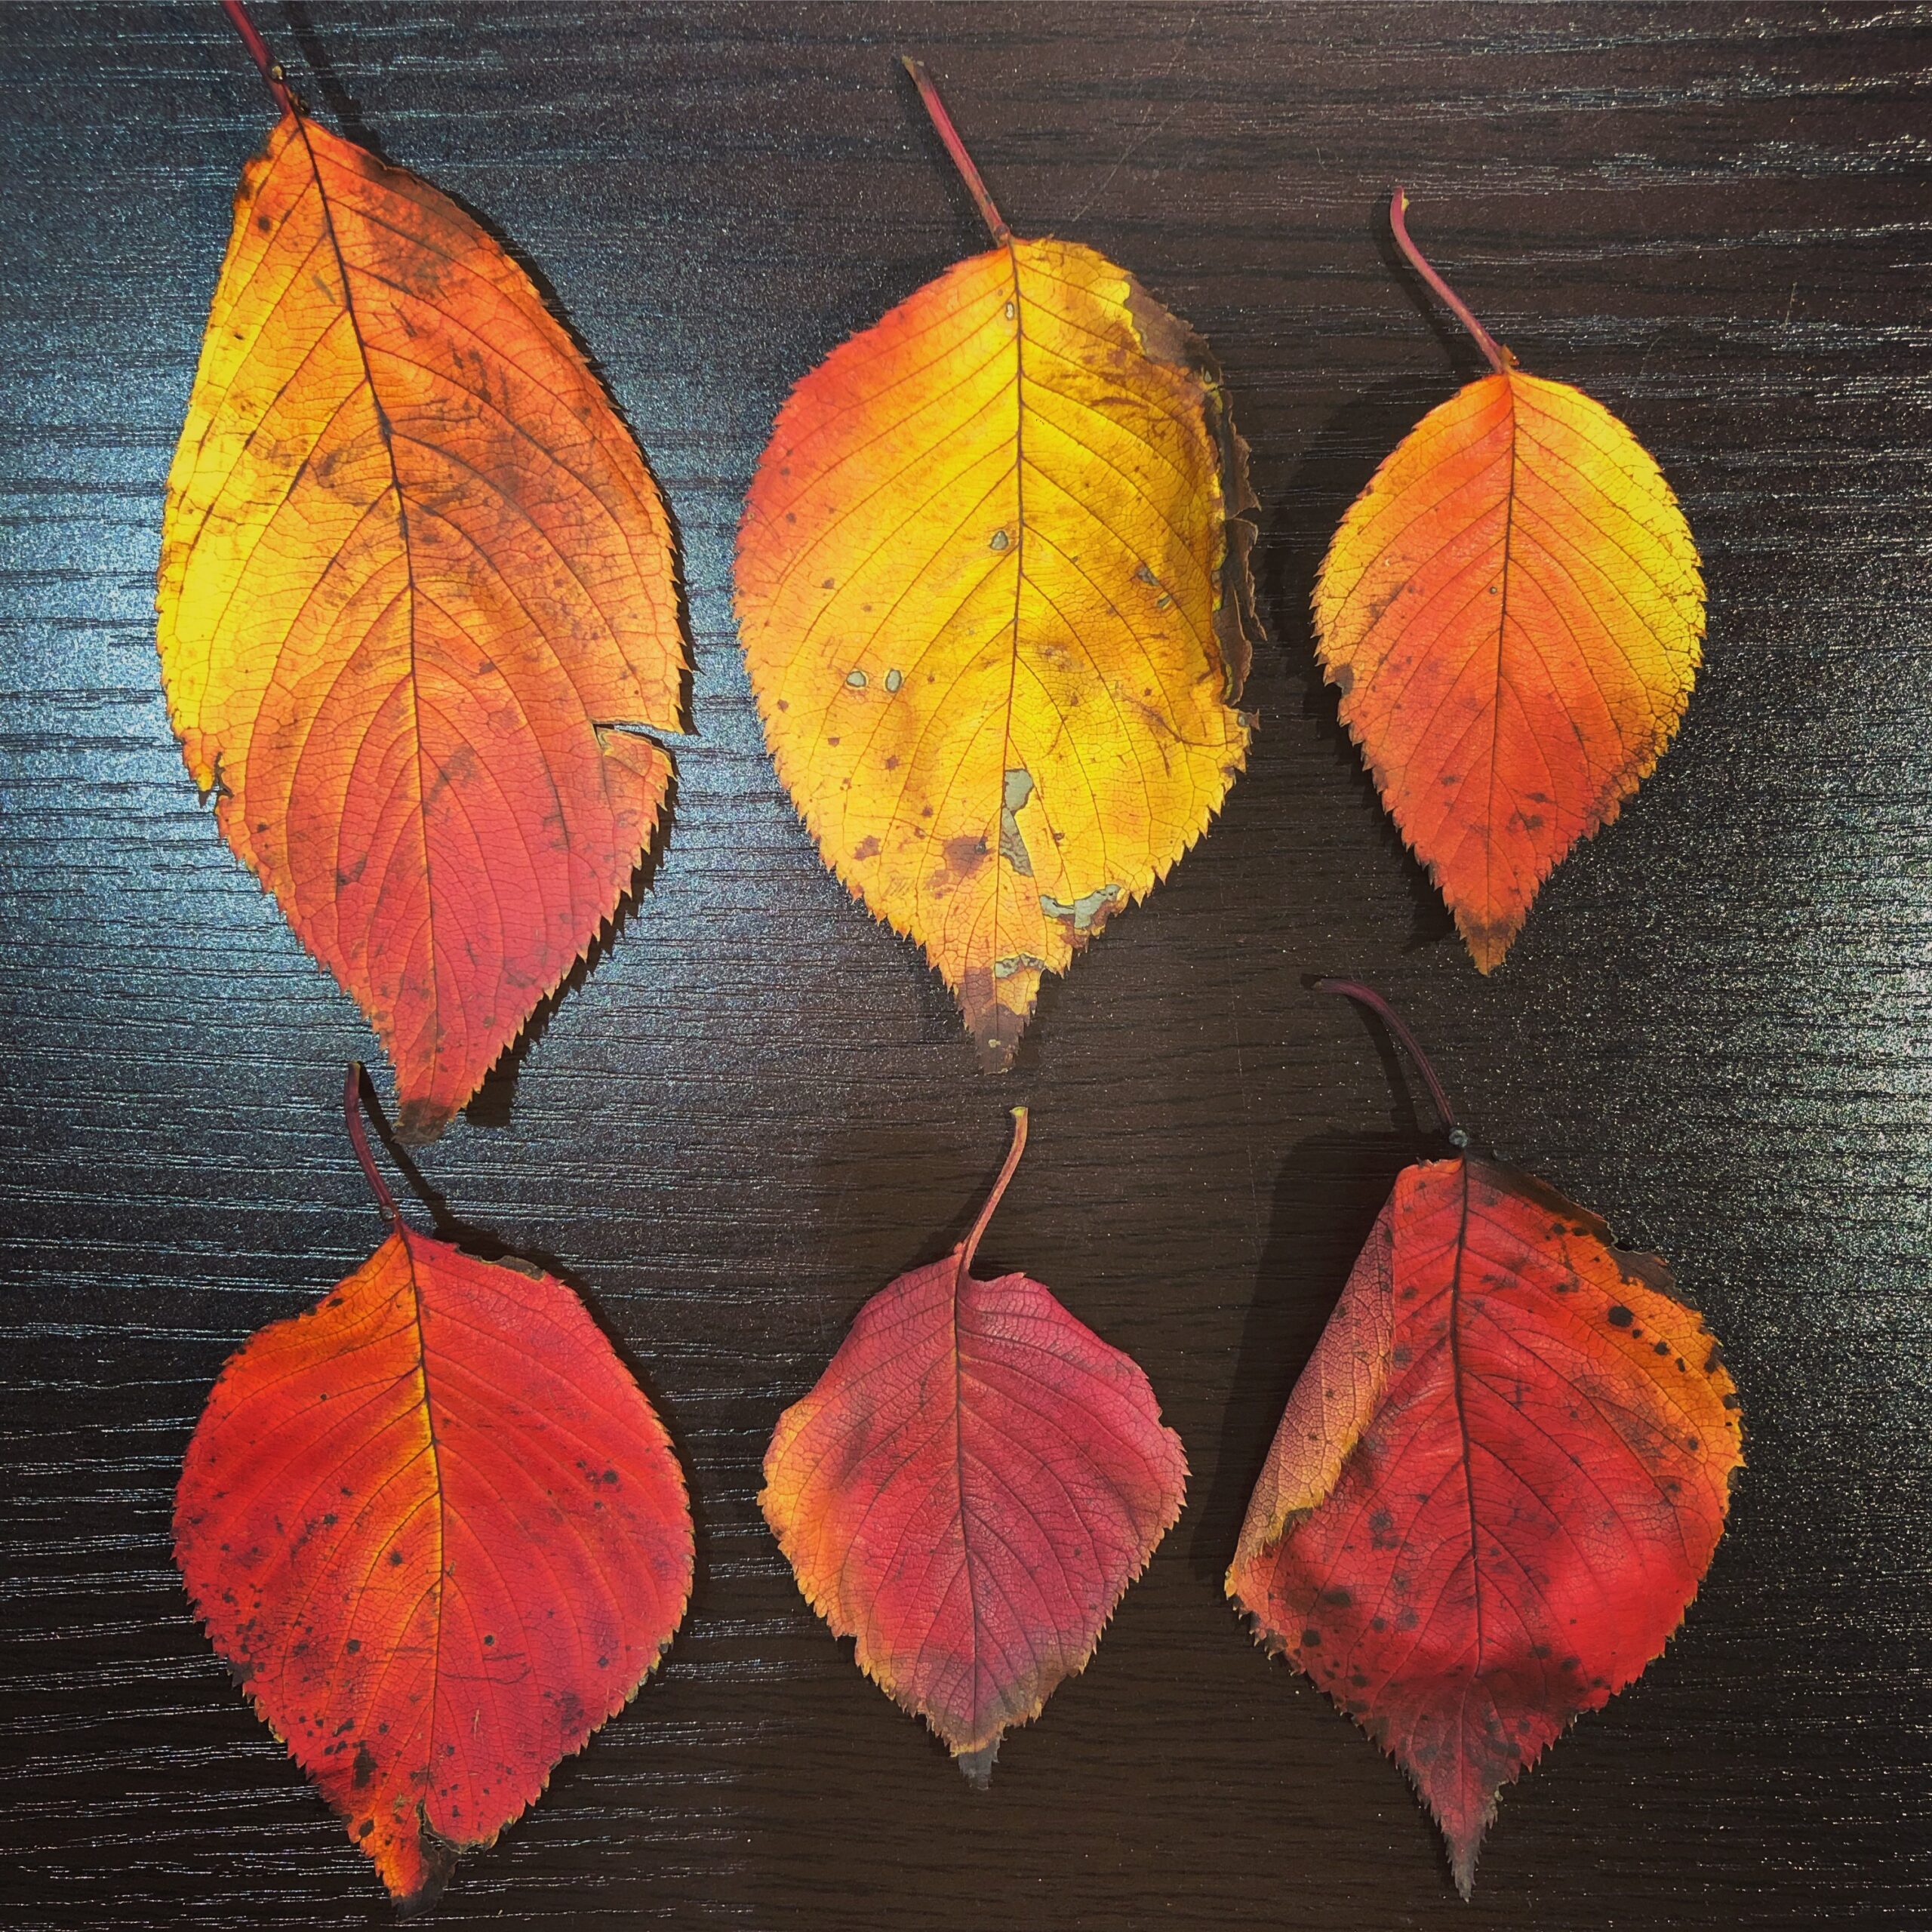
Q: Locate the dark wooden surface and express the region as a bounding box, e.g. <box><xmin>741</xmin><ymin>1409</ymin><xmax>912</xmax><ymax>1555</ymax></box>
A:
<box><xmin>3</xmin><ymin>3</ymin><xmax>1930</xmax><ymax>1926</ymax></box>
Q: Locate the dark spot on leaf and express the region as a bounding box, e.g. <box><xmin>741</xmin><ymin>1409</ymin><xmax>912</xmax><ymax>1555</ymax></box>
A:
<box><xmin>943</xmin><ymin>833</ymin><xmax>989</xmax><ymax>877</ymax></box>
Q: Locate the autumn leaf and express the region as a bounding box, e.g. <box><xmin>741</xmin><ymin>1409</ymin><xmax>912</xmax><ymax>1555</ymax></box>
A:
<box><xmin>175</xmin><ymin>1067</ymin><xmax>693</xmax><ymax>1907</ymax></box>
<box><xmin>1315</xmin><ymin>192</ymin><xmax>1703</xmax><ymax>972</ymax></box>
<box><xmin>157</xmin><ymin>6</ymin><xmax>687</xmax><ymax>1141</ymax></box>
<box><xmin>761</xmin><ymin>1109</ymin><xmax>1186</xmax><ymax>1780</ymax></box>
<box><xmin>734</xmin><ymin>60</ymin><xmax>1257</xmax><ymax>1069</ymax></box>
<box><xmin>1227</xmin><ymin>983</ymin><xmax>1741</xmax><ymax>1897</ymax></box>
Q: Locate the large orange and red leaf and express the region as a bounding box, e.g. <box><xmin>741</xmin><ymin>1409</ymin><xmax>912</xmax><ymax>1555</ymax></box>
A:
<box><xmin>1228</xmin><ymin>1155</ymin><xmax>1741</xmax><ymax>1895</ymax></box>
<box><xmin>176</xmin><ymin>1223</ymin><xmax>693</xmax><ymax>1905</ymax></box>
<box><xmin>157</xmin><ymin>110</ymin><xmax>685</xmax><ymax>1139</ymax></box>
<box><xmin>1314</xmin><ymin>210</ymin><xmax>1703</xmax><ymax>972</ymax></box>
<box><xmin>761</xmin><ymin>1115</ymin><xmax>1186</xmax><ymax>1777</ymax></box>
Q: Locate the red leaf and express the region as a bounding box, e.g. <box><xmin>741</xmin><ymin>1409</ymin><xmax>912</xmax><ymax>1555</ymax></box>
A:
<box><xmin>1229</xmin><ymin>993</ymin><xmax>1742</xmax><ymax>1896</ymax></box>
<box><xmin>761</xmin><ymin>1109</ymin><xmax>1186</xmax><ymax>1780</ymax></box>
<box><xmin>175</xmin><ymin>1081</ymin><xmax>692</xmax><ymax>1905</ymax></box>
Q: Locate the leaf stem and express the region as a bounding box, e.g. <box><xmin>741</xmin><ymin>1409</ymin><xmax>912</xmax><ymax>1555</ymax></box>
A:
<box><xmin>958</xmin><ymin>1106</ymin><xmax>1029</xmax><ymax>1276</ymax></box>
<box><xmin>1389</xmin><ymin>187</ymin><xmax>1514</xmax><ymax>376</ymax></box>
<box><xmin>902</xmin><ymin>57</ymin><xmax>1012</xmax><ymax>245</ymax></box>
<box><xmin>1315</xmin><ymin>980</ymin><xmax>1468</xmax><ymax>1148</ymax></box>
<box><xmin>219</xmin><ymin>0</ymin><xmax>299</xmax><ymax>118</ymax></box>
<box><xmin>343</xmin><ymin>1063</ymin><xmax>402</xmax><ymax>1226</ymax></box>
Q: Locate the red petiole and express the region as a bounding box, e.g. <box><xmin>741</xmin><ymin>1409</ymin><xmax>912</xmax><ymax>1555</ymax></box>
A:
<box><xmin>343</xmin><ymin>1063</ymin><xmax>402</xmax><ymax>1226</ymax></box>
<box><xmin>958</xmin><ymin>1107</ymin><xmax>1029</xmax><ymax>1276</ymax></box>
<box><xmin>219</xmin><ymin>0</ymin><xmax>298</xmax><ymax>118</ymax></box>
<box><xmin>903</xmin><ymin>57</ymin><xmax>1011</xmax><ymax>246</ymax></box>
<box><xmin>1316</xmin><ymin>979</ymin><xmax>1469</xmax><ymax>1149</ymax></box>
<box><xmin>1389</xmin><ymin>187</ymin><xmax>1515</xmax><ymax>377</ymax></box>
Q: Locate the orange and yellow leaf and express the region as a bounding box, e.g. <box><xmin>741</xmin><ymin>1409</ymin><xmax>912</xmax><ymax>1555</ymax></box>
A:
<box><xmin>1315</xmin><ymin>230</ymin><xmax>1703</xmax><ymax>971</ymax></box>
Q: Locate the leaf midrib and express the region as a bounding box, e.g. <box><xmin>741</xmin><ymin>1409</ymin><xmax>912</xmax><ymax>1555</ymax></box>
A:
<box><xmin>991</xmin><ymin>235</ymin><xmax>1027</xmax><ymax>1020</ymax></box>
<box><xmin>292</xmin><ymin>118</ymin><xmax>442</xmax><ymax>1088</ymax></box>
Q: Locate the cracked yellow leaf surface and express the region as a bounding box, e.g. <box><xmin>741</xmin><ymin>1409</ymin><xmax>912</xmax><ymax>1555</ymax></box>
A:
<box><xmin>735</xmin><ymin>238</ymin><xmax>1257</xmax><ymax>1066</ymax></box>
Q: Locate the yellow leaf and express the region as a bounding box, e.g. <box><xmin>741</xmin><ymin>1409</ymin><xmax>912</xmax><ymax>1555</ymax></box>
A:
<box><xmin>734</xmin><ymin>69</ymin><xmax>1256</xmax><ymax>1068</ymax></box>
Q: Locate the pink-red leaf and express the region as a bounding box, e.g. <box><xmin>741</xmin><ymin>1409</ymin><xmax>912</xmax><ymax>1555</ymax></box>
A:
<box><xmin>761</xmin><ymin>1111</ymin><xmax>1186</xmax><ymax>1779</ymax></box>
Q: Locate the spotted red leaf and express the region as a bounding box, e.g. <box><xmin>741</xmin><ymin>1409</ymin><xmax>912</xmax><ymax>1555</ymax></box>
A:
<box><xmin>761</xmin><ymin>1109</ymin><xmax>1186</xmax><ymax>1780</ymax></box>
<box><xmin>175</xmin><ymin>1076</ymin><xmax>693</xmax><ymax>1906</ymax></box>
<box><xmin>1228</xmin><ymin>990</ymin><xmax>1742</xmax><ymax>1895</ymax></box>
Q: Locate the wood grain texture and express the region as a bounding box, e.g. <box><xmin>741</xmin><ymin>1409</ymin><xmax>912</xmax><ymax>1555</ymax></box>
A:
<box><xmin>1</xmin><ymin>4</ymin><xmax>1927</xmax><ymax>1927</ymax></box>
